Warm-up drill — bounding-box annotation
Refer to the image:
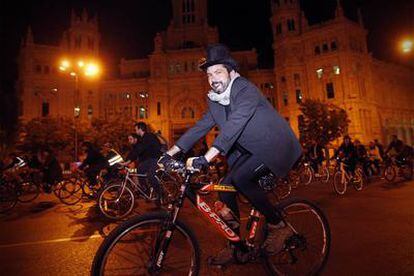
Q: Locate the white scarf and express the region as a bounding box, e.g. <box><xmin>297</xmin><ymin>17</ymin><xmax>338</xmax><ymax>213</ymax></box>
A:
<box><xmin>207</xmin><ymin>72</ymin><xmax>240</xmax><ymax>106</ymax></box>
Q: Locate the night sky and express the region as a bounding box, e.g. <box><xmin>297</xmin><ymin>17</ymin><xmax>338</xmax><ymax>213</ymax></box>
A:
<box><xmin>0</xmin><ymin>0</ymin><xmax>413</xmax><ymax>131</ymax></box>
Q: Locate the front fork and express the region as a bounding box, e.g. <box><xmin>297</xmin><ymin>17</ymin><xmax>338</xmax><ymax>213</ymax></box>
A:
<box><xmin>150</xmin><ymin>176</ymin><xmax>190</xmax><ymax>272</ymax></box>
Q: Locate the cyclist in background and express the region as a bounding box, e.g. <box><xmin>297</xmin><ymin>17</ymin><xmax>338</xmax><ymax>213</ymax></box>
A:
<box><xmin>134</xmin><ymin>122</ymin><xmax>163</xmax><ymax>206</ymax></box>
<box><xmin>78</xmin><ymin>141</ymin><xmax>108</xmax><ymax>187</ymax></box>
<box><xmin>335</xmin><ymin>135</ymin><xmax>357</xmax><ymax>177</ymax></box>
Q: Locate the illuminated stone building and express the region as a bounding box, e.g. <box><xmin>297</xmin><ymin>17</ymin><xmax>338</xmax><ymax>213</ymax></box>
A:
<box><xmin>270</xmin><ymin>0</ymin><xmax>414</xmax><ymax>145</ymax></box>
<box><xmin>17</xmin><ymin>0</ymin><xmax>414</xmax><ymax>146</ymax></box>
<box><xmin>17</xmin><ymin>9</ymin><xmax>101</xmax><ymax>122</ymax></box>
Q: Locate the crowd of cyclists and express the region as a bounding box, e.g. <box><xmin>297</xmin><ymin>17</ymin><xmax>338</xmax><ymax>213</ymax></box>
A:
<box><xmin>1</xmin><ymin>123</ymin><xmax>413</xmax><ymax>211</ymax></box>
<box><xmin>303</xmin><ymin>134</ymin><xmax>413</xmax><ymax>182</ymax></box>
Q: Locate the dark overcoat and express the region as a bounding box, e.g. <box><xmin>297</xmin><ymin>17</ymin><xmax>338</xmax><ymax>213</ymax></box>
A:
<box><xmin>176</xmin><ymin>77</ymin><xmax>301</xmax><ymax>177</ymax></box>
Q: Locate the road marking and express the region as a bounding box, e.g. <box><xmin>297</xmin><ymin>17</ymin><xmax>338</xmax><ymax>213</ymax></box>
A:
<box><xmin>0</xmin><ymin>234</ymin><xmax>103</xmax><ymax>249</ymax></box>
<box><xmin>0</xmin><ymin>217</ymin><xmax>254</xmax><ymax>249</ymax></box>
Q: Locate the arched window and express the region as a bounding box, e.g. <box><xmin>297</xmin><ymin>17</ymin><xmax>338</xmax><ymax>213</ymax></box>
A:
<box><xmin>181</xmin><ymin>107</ymin><xmax>195</xmax><ymax>119</ymax></box>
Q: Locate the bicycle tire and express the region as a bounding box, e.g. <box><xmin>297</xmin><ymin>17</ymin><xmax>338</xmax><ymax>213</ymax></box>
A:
<box><xmin>53</xmin><ymin>181</ymin><xmax>64</xmax><ymax>198</ymax></box>
<box><xmin>353</xmin><ymin>169</ymin><xmax>364</xmax><ymax>191</ymax></box>
<box><xmin>264</xmin><ymin>197</ymin><xmax>331</xmax><ymax>275</ymax></box>
<box><xmin>98</xmin><ymin>183</ymin><xmax>135</xmax><ymax>220</ymax></box>
<box><xmin>91</xmin><ymin>212</ymin><xmax>201</xmax><ymax>276</ymax></box>
<box><xmin>384</xmin><ymin>165</ymin><xmax>396</xmax><ymax>182</ymax></box>
<box><xmin>58</xmin><ymin>179</ymin><xmax>83</xmax><ymax>205</ymax></box>
<box><xmin>333</xmin><ymin>171</ymin><xmax>347</xmax><ymax>195</ymax></box>
<box><xmin>301</xmin><ymin>166</ymin><xmax>313</xmax><ymax>186</ymax></box>
<box><xmin>320</xmin><ymin>166</ymin><xmax>330</xmax><ymax>184</ymax></box>
<box><xmin>0</xmin><ymin>184</ymin><xmax>17</xmax><ymax>213</ymax></box>
<box><xmin>274</xmin><ymin>179</ymin><xmax>291</xmax><ymax>200</ymax></box>
<box><xmin>401</xmin><ymin>163</ymin><xmax>413</xmax><ymax>180</ymax></box>
<box><xmin>17</xmin><ymin>181</ymin><xmax>40</xmax><ymax>203</ymax></box>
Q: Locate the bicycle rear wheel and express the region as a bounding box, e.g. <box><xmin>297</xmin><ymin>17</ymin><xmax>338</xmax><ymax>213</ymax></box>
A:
<box><xmin>353</xmin><ymin>169</ymin><xmax>364</xmax><ymax>191</ymax></box>
<box><xmin>98</xmin><ymin>183</ymin><xmax>135</xmax><ymax>220</ymax></box>
<box><xmin>91</xmin><ymin>212</ymin><xmax>200</xmax><ymax>275</ymax></box>
<box><xmin>300</xmin><ymin>166</ymin><xmax>313</xmax><ymax>186</ymax></box>
<box><xmin>58</xmin><ymin>179</ymin><xmax>83</xmax><ymax>205</ymax></box>
<box><xmin>264</xmin><ymin>198</ymin><xmax>331</xmax><ymax>275</ymax></box>
<box><xmin>401</xmin><ymin>163</ymin><xmax>413</xmax><ymax>180</ymax></box>
<box><xmin>17</xmin><ymin>181</ymin><xmax>40</xmax><ymax>203</ymax></box>
<box><xmin>332</xmin><ymin>171</ymin><xmax>347</xmax><ymax>195</ymax></box>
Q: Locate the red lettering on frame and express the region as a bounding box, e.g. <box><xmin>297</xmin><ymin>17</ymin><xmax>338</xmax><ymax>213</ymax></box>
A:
<box><xmin>196</xmin><ymin>197</ymin><xmax>240</xmax><ymax>242</ymax></box>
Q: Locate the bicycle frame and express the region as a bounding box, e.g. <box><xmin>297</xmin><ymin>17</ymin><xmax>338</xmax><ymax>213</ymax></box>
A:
<box><xmin>167</xmin><ymin>172</ymin><xmax>262</xmax><ymax>245</ymax></box>
<box><xmin>117</xmin><ymin>169</ymin><xmax>150</xmax><ymax>200</ymax></box>
<box><xmin>153</xmin><ymin>171</ymin><xmax>263</xmax><ymax>271</ymax></box>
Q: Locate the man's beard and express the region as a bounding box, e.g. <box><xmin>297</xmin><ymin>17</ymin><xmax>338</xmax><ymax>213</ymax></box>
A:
<box><xmin>211</xmin><ymin>80</ymin><xmax>230</xmax><ymax>94</ymax></box>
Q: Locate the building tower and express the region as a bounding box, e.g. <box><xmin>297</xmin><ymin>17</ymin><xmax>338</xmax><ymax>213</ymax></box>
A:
<box><xmin>270</xmin><ymin>0</ymin><xmax>306</xmax><ymax>136</ymax></box>
<box><xmin>61</xmin><ymin>8</ymin><xmax>100</xmax><ymax>55</ymax></box>
<box><xmin>164</xmin><ymin>0</ymin><xmax>218</xmax><ymax>49</ymax></box>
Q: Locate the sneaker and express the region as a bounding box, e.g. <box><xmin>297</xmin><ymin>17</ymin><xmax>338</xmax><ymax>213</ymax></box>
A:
<box><xmin>262</xmin><ymin>222</ymin><xmax>293</xmax><ymax>254</ymax></box>
<box><xmin>208</xmin><ymin>242</ymin><xmax>235</xmax><ymax>265</ymax></box>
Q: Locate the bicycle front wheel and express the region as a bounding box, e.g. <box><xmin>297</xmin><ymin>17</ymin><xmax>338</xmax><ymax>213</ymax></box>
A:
<box><xmin>332</xmin><ymin>171</ymin><xmax>347</xmax><ymax>195</ymax></box>
<box><xmin>320</xmin><ymin>166</ymin><xmax>330</xmax><ymax>184</ymax></box>
<box><xmin>98</xmin><ymin>184</ymin><xmax>135</xmax><ymax>220</ymax></box>
<box><xmin>265</xmin><ymin>198</ymin><xmax>331</xmax><ymax>275</ymax></box>
<box><xmin>91</xmin><ymin>212</ymin><xmax>200</xmax><ymax>275</ymax></box>
<box><xmin>300</xmin><ymin>166</ymin><xmax>313</xmax><ymax>186</ymax></box>
<box><xmin>384</xmin><ymin>165</ymin><xmax>396</xmax><ymax>182</ymax></box>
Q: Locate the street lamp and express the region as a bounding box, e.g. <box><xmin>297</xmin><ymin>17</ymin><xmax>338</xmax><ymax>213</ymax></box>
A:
<box><xmin>400</xmin><ymin>38</ymin><xmax>413</xmax><ymax>54</ymax></box>
<box><xmin>59</xmin><ymin>58</ymin><xmax>101</xmax><ymax>161</ymax></box>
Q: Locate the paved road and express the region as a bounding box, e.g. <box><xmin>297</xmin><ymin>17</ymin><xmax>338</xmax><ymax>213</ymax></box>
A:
<box><xmin>0</xmin><ymin>178</ymin><xmax>413</xmax><ymax>275</ymax></box>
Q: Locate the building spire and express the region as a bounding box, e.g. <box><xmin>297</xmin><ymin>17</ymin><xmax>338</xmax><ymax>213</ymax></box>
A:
<box><xmin>335</xmin><ymin>0</ymin><xmax>344</xmax><ymax>19</ymax></box>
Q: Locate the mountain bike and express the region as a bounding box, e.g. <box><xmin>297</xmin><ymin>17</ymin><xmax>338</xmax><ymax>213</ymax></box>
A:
<box><xmin>332</xmin><ymin>157</ymin><xmax>364</xmax><ymax>195</ymax></box>
<box><xmin>98</xmin><ymin>166</ymin><xmax>178</xmax><ymax>220</ymax></box>
<box><xmin>91</xmin><ymin>160</ymin><xmax>331</xmax><ymax>275</ymax></box>
<box><xmin>383</xmin><ymin>155</ymin><xmax>413</xmax><ymax>182</ymax></box>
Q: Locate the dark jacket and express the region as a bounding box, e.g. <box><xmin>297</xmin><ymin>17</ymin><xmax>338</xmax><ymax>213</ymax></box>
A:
<box><xmin>135</xmin><ymin>132</ymin><xmax>162</xmax><ymax>162</ymax></box>
<box><xmin>335</xmin><ymin>142</ymin><xmax>357</xmax><ymax>160</ymax></box>
<box><xmin>176</xmin><ymin>77</ymin><xmax>301</xmax><ymax>177</ymax></box>
<box><xmin>79</xmin><ymin>147</ymin><xmax>107</xmax><ymax>170</ymax></box>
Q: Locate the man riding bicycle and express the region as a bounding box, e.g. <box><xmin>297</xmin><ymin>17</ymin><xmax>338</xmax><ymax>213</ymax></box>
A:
<box><xmin>334</xmin><ymin>135</ymin><xmax>357</xmax><ymax>177</ymax></box>
<box><xmin>134</xmin><ymin>122</ymin><xmax>163</xmax><ymax>206</ymax></box>
<box><xmin>158</xmin><ymin>43</ymin><xmax>301</xmax><ymax>265</ymax></box>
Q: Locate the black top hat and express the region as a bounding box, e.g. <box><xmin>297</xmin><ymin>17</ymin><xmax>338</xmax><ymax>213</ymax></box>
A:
<box><xmin>199</xmin><ymin>44</ymin><xmax>238</xmax><ymax>71</ymax></box>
